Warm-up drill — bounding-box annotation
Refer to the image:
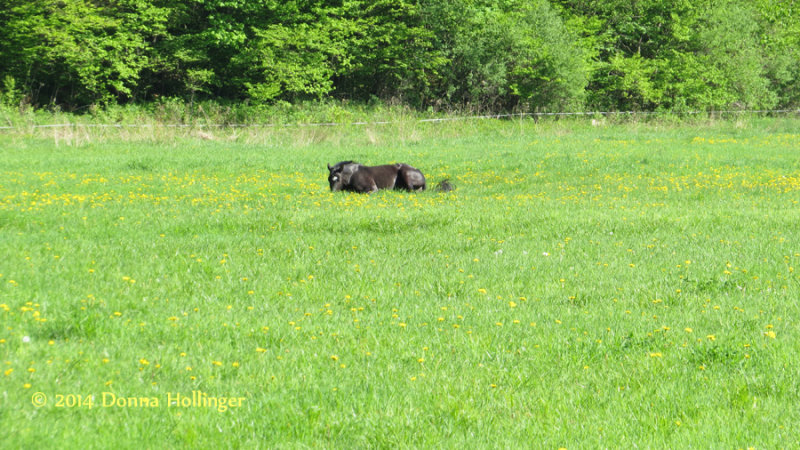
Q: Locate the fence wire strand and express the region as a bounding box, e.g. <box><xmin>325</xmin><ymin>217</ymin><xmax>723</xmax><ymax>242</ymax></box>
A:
<box><xmin>1</xmin><ymin>109</ymin><xmax>799</xmax><ymax>131</ymax></box>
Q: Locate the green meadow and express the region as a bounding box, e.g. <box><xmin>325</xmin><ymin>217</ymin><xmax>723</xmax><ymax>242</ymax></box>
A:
<box><xmin>1</xmin><ymin>118</ymin><xmax>799</xmax><ymax>447</ymax></box>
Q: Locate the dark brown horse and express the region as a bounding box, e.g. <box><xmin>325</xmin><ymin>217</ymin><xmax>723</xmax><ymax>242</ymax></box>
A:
<box><xmin>327</xmin><ymin>161</ymin><xmax>426</xmax><ymax>193</ymax></box>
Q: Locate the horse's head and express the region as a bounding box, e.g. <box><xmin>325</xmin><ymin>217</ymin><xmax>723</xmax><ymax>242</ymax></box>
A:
<box><xmin>327</xmin><ymin>161</ymin><xmax>358</xmax><ymax>191</ymax></box>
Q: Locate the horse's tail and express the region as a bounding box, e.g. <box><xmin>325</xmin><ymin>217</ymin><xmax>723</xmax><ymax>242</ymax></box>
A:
<box><xmin>433</xmin><ymin>179</ymin><xmax>454</xmax><ymax>192</ymax></box>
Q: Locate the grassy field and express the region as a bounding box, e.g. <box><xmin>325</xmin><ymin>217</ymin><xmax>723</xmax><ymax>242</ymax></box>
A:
<box><xmin>1</xmin><ymin>117</ymin><xmax>799</xmax><ymax>447</ymax></box>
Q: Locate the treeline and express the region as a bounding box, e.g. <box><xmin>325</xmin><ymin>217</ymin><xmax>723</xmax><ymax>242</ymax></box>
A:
<box><xmin>1</xmin><ymin>0</ymin><xmax>798</xmax><ymax>113</ymax></box>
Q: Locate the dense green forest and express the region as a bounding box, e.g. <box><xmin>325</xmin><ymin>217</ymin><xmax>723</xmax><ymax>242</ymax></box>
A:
<box><xmin>1</xmin><ymin>0</ymin><xmax>798</xmax><ymax>113</ymax></box>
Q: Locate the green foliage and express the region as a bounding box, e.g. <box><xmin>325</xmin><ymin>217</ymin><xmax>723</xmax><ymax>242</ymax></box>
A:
<box><xmin>0</xmin><ymin>0</ymin><xmax>168</xmax><ymax>107</ymax></box>
<box><xmin>0</xmin><ymin>0</ymin><xmax>799</xmax><ymax>111</ymax></box>
<box><xmin>336</xmin><ymin>0</ymin><xmax>444</xmax><ymax>106</ymax></box>
<box><xmin>234</xmin><ymin>23</ymin><xmax>340</xmax><ymax>102</ymax></box>
<box><xmin>418</xmin><ymin>0</ymin><xmax>586</xmax><ymax>111</ymax></box>
<box><xmin>0</xmin><ymin>75</ymin><xmax>23</xmax><ymax>108</ymax></box>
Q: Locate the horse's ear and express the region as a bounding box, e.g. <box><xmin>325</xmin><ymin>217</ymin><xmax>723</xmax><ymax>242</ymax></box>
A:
<box><xmin>327</xmin><ymin>163</ymin><xmax>332</xmax><ymax>171</ymax></box>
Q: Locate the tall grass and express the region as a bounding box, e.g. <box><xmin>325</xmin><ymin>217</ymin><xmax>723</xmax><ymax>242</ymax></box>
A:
<box><xmin>1</xmin><ymin>115</ymin><xmax>799</xmax><ymax>447</ymax></box>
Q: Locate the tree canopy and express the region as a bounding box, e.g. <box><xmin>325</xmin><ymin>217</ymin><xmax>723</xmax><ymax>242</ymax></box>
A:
<box><xmin>1</xmin><ymin>0</ymin><xmax>797</xmax><ymax>112</ymax></box>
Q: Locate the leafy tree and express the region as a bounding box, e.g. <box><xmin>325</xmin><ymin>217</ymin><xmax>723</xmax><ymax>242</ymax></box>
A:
<box><xmin>0</xmin><ymin>0</ymin><xmax>167</xmax><ymax>107</ymax></box>
<box><xmin>556</xmin><ymin>0</ymin><xmax>791</xmax><ymax>111</ymax></box>
<box><xmin>752</xmin><ymin>0</ymin><xmax>800</xmax><ymax>107</ymax></box>
<box><xmin>334</xmin><ymin>0</ymin><xmax>445</xmax><ymax>107</ymax></box>
<box><xmin>1</xmin><ymin>0</ymin><xmax>798</xmax><ymax>112</ymax></box>
<box><xmin>419</xmin><ymin>0</ymin><xmax>588</xmax><ymax>111</ymax></box>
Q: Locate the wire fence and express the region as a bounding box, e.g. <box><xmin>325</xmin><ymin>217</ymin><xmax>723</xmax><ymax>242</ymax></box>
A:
<box><xmin>1</xmin><ymin>108</ymin><xmax>799</xmax><ymax>131</ymax></box>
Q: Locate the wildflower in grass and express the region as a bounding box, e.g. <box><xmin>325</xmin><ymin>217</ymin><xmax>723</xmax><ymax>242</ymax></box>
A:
<box><xmin>684</xmin><ymin>328</ymin><xmax>693</xmax><ymax>333</ymax></box>
<box><xmin>508</xmin><ymin>301</ymin><xmax>517</xmax><ymax>308</ymax></box>
<box><xmin>139</xmin><ymin>358</ymin><xmax>149</xmax><ymax>366</ymax></box>
<box><xmin>331</xmin><ymin>355</ymin><xmax>338</xmax><ymax>361</ymax></box>
<box><xmin>4</xmin><ymin>368</ymin><xmax>12</xmax><ymax>376</ymax></box>
<box><xmin>706</xmin><ymin>335</ymin><xmax>716</xmax><ymax>341</ymax></box>
<box><xmin>649</xmin><ymin>353</ymin><xmax>663</xmax><ymax>358</ymax></box>
<box><xmin>212</xmin><ymin>361</ymin><xmax>222</xmax><ymax>366</ymax></box>
<box><xmin>24</xmin><ymin>384</ymin><xmax>31</xmax><ymax>389</ymax></box>
<box><xmin>764</xmin><ymin>331</ymin><xmax>776</xmax><ymax>339</ymax></box>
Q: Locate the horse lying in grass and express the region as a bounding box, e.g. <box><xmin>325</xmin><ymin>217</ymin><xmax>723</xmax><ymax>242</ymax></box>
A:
<box><xmin>327</xmin><ymin>161</ymin><xmax>453</xmax><ymax>193</ymax></box>
<box><xmin>327</xmin><ymin>161</ymin><xmax>426</xmax><ymax>193</ymax></box>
